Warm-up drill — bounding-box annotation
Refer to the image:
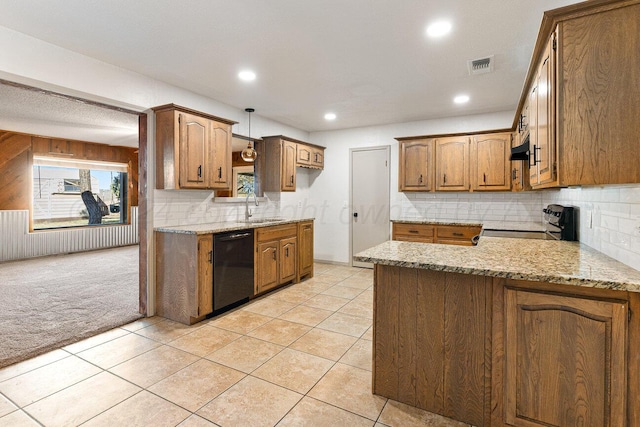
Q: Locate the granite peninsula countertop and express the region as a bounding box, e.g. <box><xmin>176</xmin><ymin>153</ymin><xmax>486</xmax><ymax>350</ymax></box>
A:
<box><xmin>354</xmin><ymin>238</ymin><xmax>640</xmax><ymax>293</ymax></box>
<box><xmin>155</xmin><ymin>217</ymin><xmax>314</xmax><ymax>235</ymax></box>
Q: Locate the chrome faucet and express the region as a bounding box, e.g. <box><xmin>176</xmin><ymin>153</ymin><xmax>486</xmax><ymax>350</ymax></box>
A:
<box><xmin>245</xmin><ymin>192</ymin><xmax>258</xmax><ymax>221</ymax></box>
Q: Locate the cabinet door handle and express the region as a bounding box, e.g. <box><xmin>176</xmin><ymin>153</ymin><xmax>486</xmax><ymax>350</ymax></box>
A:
<box><xmin>443</xmin><ymin>174</ymin><xmax>447</xmax><ymax>184</ymax></box>
<box><xmin>483</xmin><ymin>173</ymin><xmax>487</xmax><ymax>183</ymax></box>
<box><xmin>197</xmin><ymin>165</ymin><xmax>202</xmax><ymax>178</ymax></box>
<box><xmin>286</xmin><ymin>247</ymin><xmax>289</xmax><ymax>257</ymax></box>
<box><xmin>290</xmin><ymin>175</ymin><xmax>294</xmax><ymax>185</ymax></box>
<box><xmin>218</xmin><ymin>167</ymin><xmax>222</xmax><ymax>179</ymax></box>
<box><xmin>272</xmin><ymin>248</ymin><xmax>277</xmax><ymax>260</ymax></box>
<box><xmin>529</xmin><ymin>146</ymin><xmax>535</xmax><ymax>168</ymax></box>
<box><xmin>208</xmin><ymin>250</ymin><xmax>213</xmax><ymax>264</ymax></box>
<box><xmin>453</xmin><ymin>232</ymin><xmax>463</xmax><ymax>237</ymax></box>
<box><xmin>512</xmin><ymin>169</ymin><xmax>517</xmax><ymax>180</ymax></box>
<box><xmin>418</xmin><ymin>174</ymin><xmax>423</xmax><ymax>184</ymax></box>
<box><xmin>530</xmin><ymin>145</ymin><xmax>541</xmax><ymax>166</ymax></box>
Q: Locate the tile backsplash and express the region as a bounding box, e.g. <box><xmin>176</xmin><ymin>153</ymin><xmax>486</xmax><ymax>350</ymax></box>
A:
<box><xmin>153</xmin><ymin>190</ymin><xmax>281</xmax><ymax>227</ymax></box>
<box><xmin>398</xmin><ymin>185</ymin><xmax>640</xmax><ymax>271</ymax></box>
<box><xmin>543</xmin><ymin>185</ymin><xmax>640</xmax><ymax>271</ymax></box>
<box><xmin>397</xmin><ymin>191</ymin><xmax>544</xmax><ymax>223</ymax></box>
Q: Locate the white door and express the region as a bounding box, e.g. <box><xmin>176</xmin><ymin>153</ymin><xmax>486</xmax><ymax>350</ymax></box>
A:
<box><xmin>350</xmin><ymin>146</ymin><xmax>390</xmax><ymax>268</ymax></box>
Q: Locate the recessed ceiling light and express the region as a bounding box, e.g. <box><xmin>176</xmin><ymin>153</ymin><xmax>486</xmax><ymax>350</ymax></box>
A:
<box><xmin>324</xmin><ymin>113</ymin><xmax>337</xmax><ymax>121</ymax></box>
<box><xmin>238</xmin><ymin>70</ymin><xmax>256</xmax><ymax>81</ymax></box>
<box><xmin>426</xmin><ymin>21</ymin><xmax>452</xmax><ymax>38</ymax></box>
<box><xmin>454</xmin><ymin>94</ymin><xmax>470</xmax><ymax>104</ymax></box>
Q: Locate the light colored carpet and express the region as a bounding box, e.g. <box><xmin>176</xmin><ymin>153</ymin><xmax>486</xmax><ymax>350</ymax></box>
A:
<box><xmin>0</xmin><ymin>245</ymin><xmax>142</xmax><ymax>368</ymax></box>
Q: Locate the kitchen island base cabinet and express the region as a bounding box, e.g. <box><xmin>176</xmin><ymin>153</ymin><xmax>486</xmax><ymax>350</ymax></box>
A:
<box><xmin>373</xmin><ymin>265</ymin><xmax>491</xmax><ymax>427</ymax></box>
<box><xmin>493</xmin><ymin>280</ymin><xmax>631</xmax><ymax>427</ymax></box>
<box><xmin>155</xmin><ymin>231</ymin><xmax>213</xmax><ymax>325</ymax></box>
<box><xmin>373</xmin><ymin>266</ymin><xmax>640</xmax><ymax>427</ymax></box>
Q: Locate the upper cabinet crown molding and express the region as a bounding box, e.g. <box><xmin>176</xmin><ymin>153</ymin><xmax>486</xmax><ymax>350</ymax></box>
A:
<box><xmin>152</xmin><ymin>104</ymin><xmax>237</xmax><ymax>126</ymax></box>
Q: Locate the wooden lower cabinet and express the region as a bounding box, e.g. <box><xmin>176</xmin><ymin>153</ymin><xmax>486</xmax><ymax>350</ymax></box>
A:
<box><xmin>374</xmin><ymin>266</ymin><xmax>491</xmax><ymax>426</ymax></box>
<box><xmin>256</xmin><ymin>241</ymin><xmax>279</xmax><ymax>293</ymax></box>
<box><xmin>298</xmin><ymin>221</ymin><xmax>314</xmax><ymax>281</ymax></box>
<box><xmin>391</xmin><ymin>222</ymin><xmax>481</xmax><ymax>246</ymax></box>
<box><xmin>155</xmin><ymin>231</ymin><xmax>213</xmax><ymax>325</ymax></box>
<box><xmin>499</xmin><ymin>283</ymin><xmax>628</xmax><ymax>427</ymax></box>
<box><xmin>373</xmin><ymin>267</ymin><xmax>640</xmax><ymax>427</ymax></box>
<box><xmin>255</xmin><ymin>224</ymin><xmax>298</xmax><ymax>294</ymax></box>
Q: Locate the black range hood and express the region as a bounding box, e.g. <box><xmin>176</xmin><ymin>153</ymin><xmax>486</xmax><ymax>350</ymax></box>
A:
<box><xmin>510</xmin><ymin>135</ymin><xmax>529</xmax><ymax>161</ymax></box>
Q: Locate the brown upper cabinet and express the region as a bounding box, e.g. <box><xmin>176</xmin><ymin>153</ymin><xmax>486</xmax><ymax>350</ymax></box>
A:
<box><xmin>261</xmin><ymin>136</ymin><xmax>325</xmax><ymax>192</ymax></box>
<box><xmin>527</xmin><ymin>30</ymin><xmax>557</xmax><ymax>188</ymax></box>
<box><xmin>397</xmin><ymin>131</ymin><xmax>512</xmax><ymax>193</ymax></box>
<box><xmin>435</xmin><ymin>136</ymin><xmax>470</xmax><ymax>191</ymax></box>
<box><xmin>397</xmin><ymin>138</ymin><xmax>434</xmax><ymax>191</ymax></box>
<box><xmin>153</xmin><ymin>104</ymin><xmax>236</xmax><ymax>190</ymax></box>
<box><xmin>515</xmin><ymin>0</ymin><xmax>640</xmax><ymax>187</ymax></box>
<box><xmin>471</xmin><ymin>132</ymin><xmax>511</xmax><ymax>191</ymax></box>
<box><xmin>296</xmin><ymin>143</ymin><xmax>325</xmax><ymax>169</ymax></box>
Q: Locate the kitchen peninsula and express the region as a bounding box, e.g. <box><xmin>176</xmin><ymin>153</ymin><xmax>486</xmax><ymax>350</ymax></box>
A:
<box><xmin>354</xmin><ymin>237</ymin><xmax>640</xmax><ymax>427</ymax></box>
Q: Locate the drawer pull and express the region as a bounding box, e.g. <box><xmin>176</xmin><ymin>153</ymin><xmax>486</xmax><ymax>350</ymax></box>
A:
<box><xmin>453</xmin><ymin>232</ymin><xmax>463</xmax><ymax>237</ymax></box>
<box><xmin>409</xmin><ymin>230</ymin><xmax>419</xmax><ymax>234</ymax></box>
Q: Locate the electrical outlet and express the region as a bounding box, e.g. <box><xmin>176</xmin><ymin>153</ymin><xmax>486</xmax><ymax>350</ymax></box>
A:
<box><xmin>297</xmin><ymin>200</ymin><xmax>303</xmax><ymax>208</ymax></box>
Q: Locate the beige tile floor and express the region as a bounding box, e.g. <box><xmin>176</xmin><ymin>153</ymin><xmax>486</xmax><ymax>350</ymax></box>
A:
<box><xmin>0</xmin><ymin>263</ymin><xmax>469</xmax><ymax>427</ymax></box>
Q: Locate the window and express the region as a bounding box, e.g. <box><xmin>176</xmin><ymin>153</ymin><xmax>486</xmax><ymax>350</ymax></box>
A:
<box><xmin>32</xmin><ymin>157</ymin><xmax>129</xmax><ymax>229</ymax></box>
<box><xmin>232</xmin><ymin>165</ymin><xmax>255</xmax><ymax>197</ymax></box>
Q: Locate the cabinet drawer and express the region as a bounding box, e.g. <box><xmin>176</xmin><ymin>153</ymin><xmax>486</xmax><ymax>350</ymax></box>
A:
<box><xmin>394</xmin><ymin>235</ymin><xmax>435</xmax><ymax>243</ymax></box>
<box><xmin>436</xmin><ymin>225</ymin><xmax>481</xmax><ymax>240</ymax></box>
<box><xmin>392</xmin><ymin>223</ymin><xmax>434</xmax><ymax>240</ymax></box>
<box><xmin>256</xmin><ymin>224</ymin><xmax>297</xmax><ymax>242</ymax></box>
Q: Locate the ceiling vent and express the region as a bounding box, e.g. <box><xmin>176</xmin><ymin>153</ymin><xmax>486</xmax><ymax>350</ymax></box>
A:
<box><xmin>468</xmin><ymin>55</ymin><xmax>494</xmax><ymax>75</ymax></box>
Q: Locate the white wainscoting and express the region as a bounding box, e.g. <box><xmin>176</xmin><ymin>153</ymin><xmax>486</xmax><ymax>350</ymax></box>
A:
<box><xmin>0</xmin><ymin>207</ymin><xmax>139</xmax><ymax>262</ymax></box>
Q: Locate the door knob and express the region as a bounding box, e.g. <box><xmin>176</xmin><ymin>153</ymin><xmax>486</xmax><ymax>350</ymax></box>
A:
<box><xmin>353</xmin><ymin>213</ymin><xmax>358</xmax><ymax>218</ymax></box>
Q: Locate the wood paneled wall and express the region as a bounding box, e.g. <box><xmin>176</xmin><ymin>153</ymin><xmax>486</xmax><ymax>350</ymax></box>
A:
<box><xmin>0</xmin><ymin>129</ymin><xmax>139</xmax><ymax>211</ymax></box>
<box><xmin>0</xmin><ymin>132</ymin><xmax>33</xmax><ymax>210</ymax></box>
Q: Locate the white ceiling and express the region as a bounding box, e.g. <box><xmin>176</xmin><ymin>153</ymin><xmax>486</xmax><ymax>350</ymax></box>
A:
<box><xmin>0</xmin><ymin>0</ymin><xmax>578</xmax><ymax>134</ymax></box>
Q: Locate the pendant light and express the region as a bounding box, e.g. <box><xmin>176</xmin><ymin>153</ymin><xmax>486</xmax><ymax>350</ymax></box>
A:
<box><xmin>241</xmin><ymin>108</ymin><xmax>257</xmax><ymax>162</ymax></box>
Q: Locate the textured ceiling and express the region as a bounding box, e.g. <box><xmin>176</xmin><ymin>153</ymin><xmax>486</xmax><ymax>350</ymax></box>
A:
<box><xmin>0</xmin><ymin>83</ymin><xmax>139</xmax><ymax>147</ymax></box>
<box><xmin>0</xmin><ymin>0</ymin><xmax>578</xmax><ymax>136</ymax></box>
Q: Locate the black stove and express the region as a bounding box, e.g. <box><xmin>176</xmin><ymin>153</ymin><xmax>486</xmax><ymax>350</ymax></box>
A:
<box><xmin>543</xmin><ymin>204</ymin><xmax>577</xmax><ymax>241</ymax></box>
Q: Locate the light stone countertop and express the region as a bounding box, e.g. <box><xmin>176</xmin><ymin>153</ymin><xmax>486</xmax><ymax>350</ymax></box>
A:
<box><xmin>155</xmin><ymin>217</ymin><xmax>315</xmax><ymax>235</ymax></box>
<box><xmin>354</xmin><ymin>238</ymin><xmax>640</xmax><ymax>293</ymax></box>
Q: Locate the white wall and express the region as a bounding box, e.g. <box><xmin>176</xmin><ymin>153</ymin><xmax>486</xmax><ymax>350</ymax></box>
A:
<box><xmin>308</xmin><ymin>112</ymin><xmax>514</xmax><ymax>263</ymax></box>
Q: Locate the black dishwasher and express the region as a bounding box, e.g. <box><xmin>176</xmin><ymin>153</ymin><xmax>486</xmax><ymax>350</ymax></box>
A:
<box><xmin>213</xmin><ymin>230</ymin><xmax>254</xmax><ymax>314</ymax></box>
